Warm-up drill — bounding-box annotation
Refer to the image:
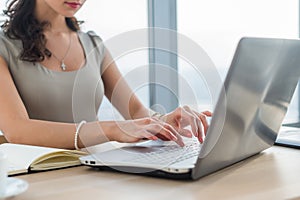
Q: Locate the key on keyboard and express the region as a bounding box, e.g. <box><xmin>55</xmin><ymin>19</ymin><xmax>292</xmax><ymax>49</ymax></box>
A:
<box><xmin>124</xmin><ymin>139</ymin><xmax>201</xmax><ymax>165</ymax></box>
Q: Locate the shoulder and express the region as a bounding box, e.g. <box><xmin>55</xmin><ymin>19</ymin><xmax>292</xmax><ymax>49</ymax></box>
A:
<box><xmin>0</xmin><ymin>30</ymin><xmax>17</xmax><ymax>45</ymax></box>
<box><xmin>0</xmin><ymin>30</ymin><xmax>7</xmax><ymax>39</ymax></box>
<box><xmin>0</xmin><ymin>30</ymin><xmax>10</xmax><ymax>61</ymax></box>
<box><xmin>86</xmin><ymin>30</ymin><xmax>100</xmax><ymax>39</ymax></box>
<box><xmin>0</xmin><ymin>30</ymin><xmax>5</xmax><ymax>38</ymax></box>
<box><xmin>80</xmin><ymin>30</ymin><xmax>104</xmax><ymax>47</ymax></box>
<box><xmin>77</xmin><ymin>30</ymin><xmax>103</xmax><ymax>40</ymax></box>
<box><xmin>0</xmin><ymin>30</ymin><xmax>23</xmax><ymax>65</ymax></box>
<box><xmin>0</xmin><ymin>29</ymin><xmax>22</xmax><ymax>52</ymax></box>
<box><xmin>0</xmin><ymin>30</ymin><xmax>9</xmax><ymax>45</ymax></box>
<box><xmin>78</xmin><ymin>30</ymin><xmax>105</xmax><ymax>54</ymax></box>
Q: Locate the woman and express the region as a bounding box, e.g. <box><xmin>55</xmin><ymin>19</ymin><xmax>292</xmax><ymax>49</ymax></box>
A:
<box><xmin>0</xmin><ymin>0</ymin><xmax>211</xmax><ymax>149</ymax></box>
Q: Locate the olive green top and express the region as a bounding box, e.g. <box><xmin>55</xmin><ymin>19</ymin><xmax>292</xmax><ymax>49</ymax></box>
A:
<box><xmin>0</xmin><ymin>30</ymin><xmax>105</xmax><ymax>123</ymax></box>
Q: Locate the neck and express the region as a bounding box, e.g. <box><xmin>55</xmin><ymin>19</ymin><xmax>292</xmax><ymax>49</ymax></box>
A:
<box><xmin>35</xmin><ymin>1</ymin><xmax>69</xmax><ymax>33</ymax></box>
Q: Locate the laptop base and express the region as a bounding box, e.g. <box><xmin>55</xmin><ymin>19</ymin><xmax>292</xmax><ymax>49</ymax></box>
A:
<box><xmin>275</xmin><ymin>125</ymin><xmax>300</xmax><ymax>149</ymax></box>
<box><xmin>87</xmin><ymin>165</ymin><xmax>193</xmax><ymax>180</ymax></box>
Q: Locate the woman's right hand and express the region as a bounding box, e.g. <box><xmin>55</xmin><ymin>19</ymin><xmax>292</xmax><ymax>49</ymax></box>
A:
<box><xmin>108</xmin><ymin>118</ymin><xmax>184</xmax><ymax>146</ymax></box>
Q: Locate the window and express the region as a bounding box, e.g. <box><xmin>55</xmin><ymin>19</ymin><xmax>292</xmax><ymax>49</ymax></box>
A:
<box><xmin>178</xmin><ymin>0</ymin><xmax>299</xmax><ymax>122</ymax></box>
<box><xmin>1</xmin><ymin>1</ymin><xmax>299</xmax><ymax>122</ymax></box>
<box><xmin>0</xmin><ymin>1</ymin><xmax>6</xmax><ymax>23</ymax></box>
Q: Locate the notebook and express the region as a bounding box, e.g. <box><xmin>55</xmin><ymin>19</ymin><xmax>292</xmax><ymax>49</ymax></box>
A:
<box><xmin>0</xmin><ymin>143</ymin><xmax>87</xmax><ymax>175</ymax></box>
<box><xmin>80</xmin><ymin>37</ymin><xmax>300</xmax><ymax>180</ymax></box>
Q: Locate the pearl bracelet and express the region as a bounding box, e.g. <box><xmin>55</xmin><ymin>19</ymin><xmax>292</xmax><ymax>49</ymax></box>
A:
<box><xmin>74</xmin><ymin>120</ymin><xmax>87</xmax><ymax>150</ymax></box>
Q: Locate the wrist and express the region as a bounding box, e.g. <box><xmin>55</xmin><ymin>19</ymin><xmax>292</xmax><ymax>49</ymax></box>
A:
<box><xmin>99</xmin><ymin>121</ymin><xmax>117</xmax><ymax>142</ymax></box>
<box><xmin>77</xmin><ymin>121</ymin><xmax>113</xmax><ymax>148</ymax></box>
<box><xmin>74</xmin><ymin>120</ymin><xmax>86</xmax><ymax>150</ymax></box>
<box><xmin>150</xmin><ymin>110</ymin><xmax>165</xmax><ymax>120</ymax></box>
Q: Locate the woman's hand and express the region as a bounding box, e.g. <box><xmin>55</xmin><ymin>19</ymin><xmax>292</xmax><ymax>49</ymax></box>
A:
<box><xmin>109</xmin><ymin>117</ymin><xmax>185</xmax><ymax>146</ymax></box>
<box><xmin>160</xmin><ymin>106</ymin><xmax>212</xmax><ymax>143</ymax></box>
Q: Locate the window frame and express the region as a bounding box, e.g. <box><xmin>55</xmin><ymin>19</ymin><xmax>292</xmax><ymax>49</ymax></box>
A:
<box><xmin>148</xmin><ymin>0</ymin><xmax>179</xmax><ymax>113</ymax></box>
<box><xmin>148</xmin><ymin>0</ymin><xmax>300</xmax><ymax>121</ymax></box>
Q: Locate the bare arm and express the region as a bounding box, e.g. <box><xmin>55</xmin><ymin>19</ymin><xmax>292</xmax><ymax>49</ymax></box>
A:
<box><xmin>0</xmin><ymin>56</ymin><xmax>114</xmax><ymax>149</ymax></box>
<box><xmin>0</xmin><ymin>56</ymin><xmax>183</xmax><ymax>148</ymax></box>
<box><xmin>100</xmin><ymin>52</ymin><xmax>211</xmax><ymax>143</ymax></box>
<box><xmin>101</xmin><ymin>51</ymin><xmax>151</xmax><ymax>120</ymax></box>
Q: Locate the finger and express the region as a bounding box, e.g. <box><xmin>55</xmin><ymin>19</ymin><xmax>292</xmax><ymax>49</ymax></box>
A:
<box><xmin>149</xmin><ymin>123</ymin><xmax>178</xmax><ymax>141</ymax></box>
<box><xmin>152</xmin><ymin>122</ymin><xmax>185</xmax><ymax>147</ymax></box>
<box><xmin>182</xmin><ymin>106</ymin><xmax>199</xmax><ymax>137</ymax></box>
<box><xmin>202</xmin><ymin>110</ymin><xmax>213</xmax><ymax>117</ymax></box>
<box><xmin>193</xmin><ymin>113</ymin><xmax>204</xmax><ymax>143</ymax></box>
<box><xmin>198</xmin><ymin>126</ymin><xmax>204</xmax><ymax>143</ymax></box>
<box><xmin>178</xmin><ymin>128</ymin><xmax>193</xmax><ymax>138</ymax></box>
<box><xmin>162</xmin><ymin>121</ymin><xmax>186</xmax><ymax>146</ymax></box>
<box><xmin>155</xmin><ymin>130</ymin><xmax>185</xmax><ymax>147</ymax></box>
<box><xmin>135</xmin><ymin>129</ymin><xmax>159</xmax><ymax>140</ymax></box>
<box><xmin>153</xmin><ymin>118</ymin><xmax>183</xmax><ymax>140</ymax></box>
<box><xmin>149</xmin><ymin>135</ymin><xmax>159</xmax><ymax>140</ymax></box>
<box><xmin>192</xmin><ymin>111</ymin><xmax>208</xmax><ymax>143</ymax></box>
<box><xmin>154</xmin><ymin>134</ymin><xmax>170</xmax><ymax>141</ymax></box>
<box><xmin>165</xmin><ymin>115</ymin><xmax>193</xmax><ymax>138</ymax></box>
<box><xmin>176</xmin><ymin>136</ymin><xmax>185</xmax><ymax>147</ymax></box>
<box><xmin>199</xmin><ymin>113</ymin><xmax>209</xmax><ymax>135</ymax></box>
<box><xmin>183</xmin><ymin>107</ymin><xmax>212</xmax><ymax>142</ymax></box>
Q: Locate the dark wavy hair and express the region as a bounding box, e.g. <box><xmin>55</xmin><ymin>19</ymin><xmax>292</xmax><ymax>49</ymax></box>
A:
<box><xmin>1</xmin><ymin>0</ymin><xmax>81</xmax><ymax>62</ymax></box>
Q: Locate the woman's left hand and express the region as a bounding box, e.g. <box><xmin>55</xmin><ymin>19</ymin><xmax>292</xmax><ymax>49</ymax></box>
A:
<box><xmin>158</xmin><ymin>106</ymin><xmax>212</xmax><ymax>143</ymax></box>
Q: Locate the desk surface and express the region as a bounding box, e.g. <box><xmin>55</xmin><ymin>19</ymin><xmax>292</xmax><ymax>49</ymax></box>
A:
<box><xmin>12</xmin><ymin>146</ymin><xmax>300</xmax><ymax>200</ymax></box>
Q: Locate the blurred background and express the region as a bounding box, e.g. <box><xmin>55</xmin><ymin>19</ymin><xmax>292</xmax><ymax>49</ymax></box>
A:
<box><xmin>0</xmin><ymin>0</ymin><xmax>298</xmax><ymax>122</ymax></box>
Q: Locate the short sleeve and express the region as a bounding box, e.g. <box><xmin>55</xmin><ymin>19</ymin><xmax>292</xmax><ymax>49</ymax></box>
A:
<box><xmin>87</xmin><ymin>31</ymin><xmax>105</xmax><ymax>57</ymax></box>
<box><xmin>0</xmin><ymin>31</ymin><xmax>10</xmax><ymax>65</ymax></box>
<box><xmin>86</xmin><ymin>31</ymin><xmax>106</xmax><ymax>74</ymax></box>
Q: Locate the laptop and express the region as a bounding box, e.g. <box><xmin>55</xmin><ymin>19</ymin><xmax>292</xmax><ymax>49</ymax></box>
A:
<box><xmin>80</xmin><ymin>37</ymin><xmax>300</xmax><ymax>180</ymax></box>
<box><xmin>275</xmin><ymin>126</ymin><xmax>300</xmax><ymax>149</ymax></box>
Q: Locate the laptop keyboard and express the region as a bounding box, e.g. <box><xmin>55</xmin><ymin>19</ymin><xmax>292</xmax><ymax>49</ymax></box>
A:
<box><xmin>123</xmin><ymin>139</ymin><xmax>201</xmax><ymax>165</ymax></box>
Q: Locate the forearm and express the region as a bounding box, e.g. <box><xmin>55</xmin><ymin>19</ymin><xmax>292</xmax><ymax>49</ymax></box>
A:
<box><xmin>3</xmin><ymin>119</ymin><xmax>113</xmax><ymax>149</ymax></box>
<box><xmin>128</xmin><ymin>95</ymin><xmax>153</xmax><ymax>120</ymax></box>
<box><xmin>107</xmin><ymin>90</ymin><xmax>152</xmax><ymax>120</ymax></box>
<box><xmin>101</xmin><ymin>53</ymin><xmax>153</xmax><ymax>120</ymax></box>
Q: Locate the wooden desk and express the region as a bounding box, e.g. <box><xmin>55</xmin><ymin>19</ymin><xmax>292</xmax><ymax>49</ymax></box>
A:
<box><xmin>13</xmin><ymin>146</ymin><xmax>300</xmax><ymax>200</ymax></box>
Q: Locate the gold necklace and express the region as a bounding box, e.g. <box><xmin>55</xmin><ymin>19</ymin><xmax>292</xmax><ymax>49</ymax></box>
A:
<box><xmin>50</xmin><ymin>32</ymin><xmax>72</xmax><ymax>71</ymax></box>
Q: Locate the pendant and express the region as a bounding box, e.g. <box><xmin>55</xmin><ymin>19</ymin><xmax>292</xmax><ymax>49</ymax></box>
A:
<box><xmin>61</xmin><ymin>62</ymin><xmax>66</xmax><ymax>71</ymax></box>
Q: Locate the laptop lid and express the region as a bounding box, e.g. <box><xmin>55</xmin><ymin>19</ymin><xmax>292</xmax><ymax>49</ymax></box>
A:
<box><xmin>80</xmin><ymin>37</ymin><xmax>300</xmax><ymax>180</ymax></box>
<box><xmin>192</xmin><ymin>37</ymin><xmax>300</xmax><ymax>179</ymax></box>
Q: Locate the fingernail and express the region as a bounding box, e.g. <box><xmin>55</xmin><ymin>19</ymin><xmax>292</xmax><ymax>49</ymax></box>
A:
<box><xmin>172</xmin><ymin>135</ymin><xmax>178</xmax><ymax>141</ymax></box>
<box><xmin>150</xmin><ymin>136</ymin><xmax>158</xmax><ymax>140</ymax></box>
<box><xmin>199</xmin><ymin>137</ymin><xmax>203</xmax><ymax>143</ymax></box>
<box><xmin>179</xmin><ymin>141</ymin><xmax>185</xmax><ymax>147</ymax></box>
<box><xmin>195</xmin><ymin>130</ymin><xmax>199</xmax><ymax>137</ymax></box>
<box><xmin>186</xmin><ymin>132</ymin><xmax>192</xmax><ymax>137</ymax></box>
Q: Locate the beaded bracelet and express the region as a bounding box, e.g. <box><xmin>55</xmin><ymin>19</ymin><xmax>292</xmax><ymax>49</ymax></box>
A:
<box><xmin>74</xmin><ymin>120</ymin><xmax>87</xmax><ymax>150</ymax></box>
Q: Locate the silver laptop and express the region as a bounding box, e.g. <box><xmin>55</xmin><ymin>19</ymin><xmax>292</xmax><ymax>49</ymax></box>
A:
<box><xmin>80</xmin><ymin>37</ymin><xmax>300</xmax><ymax>180</ymax></box>
<box><xmin>276</xmin><ymin>126</ymin><xmax>300</xmax><ymax>148</ymax></box>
